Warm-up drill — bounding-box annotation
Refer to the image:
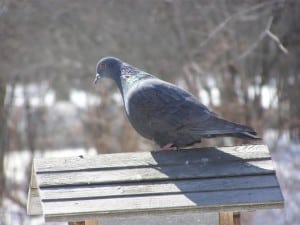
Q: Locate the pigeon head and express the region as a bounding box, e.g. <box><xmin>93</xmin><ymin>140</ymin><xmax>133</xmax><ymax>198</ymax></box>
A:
<box><xmin>94</xmin><ymin>57</ymin><xmax>122</xmax><ymax>84</ymax></box>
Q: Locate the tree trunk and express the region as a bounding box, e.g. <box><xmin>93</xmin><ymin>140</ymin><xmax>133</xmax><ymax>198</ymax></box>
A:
<box><xmin>0</xmin><ymin>76</ymin><xmax>6</xmax><ymax>206</ymax></box>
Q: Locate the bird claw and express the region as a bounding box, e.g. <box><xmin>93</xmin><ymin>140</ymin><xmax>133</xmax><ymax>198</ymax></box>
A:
<box><xmin>153</xmin><ymin>143</ymin><xmax>179</xmax><ymax>151</ymax></box>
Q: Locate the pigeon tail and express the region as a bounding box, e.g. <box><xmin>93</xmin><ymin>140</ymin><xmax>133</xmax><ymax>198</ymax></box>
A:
<box><xmin>231</xmin><ymin>130</ymin><xmax>261</xmax><ymax>140</ymax></box>
<box><xmin>202</xmin><ymin>117</ymin><xmax>261</xmax><ymax>140</ymax></box>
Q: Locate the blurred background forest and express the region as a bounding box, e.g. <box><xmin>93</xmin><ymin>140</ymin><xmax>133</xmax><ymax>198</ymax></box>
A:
<box><xmin>0</xmin><ymin>0</ymin><xmax>299</xmax><ymax>224</ymax></box>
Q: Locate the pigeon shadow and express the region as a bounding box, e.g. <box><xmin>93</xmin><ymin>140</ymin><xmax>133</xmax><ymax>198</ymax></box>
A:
<box><xmin>149</xmin><ymin>145</ymin><xmax>275</xmax><ymax>209</ymax></box>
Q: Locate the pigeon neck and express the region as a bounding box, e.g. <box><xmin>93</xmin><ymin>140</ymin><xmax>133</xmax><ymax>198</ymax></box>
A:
<box><xmin>114</xmin><ymin>76</ymin><xmax>125</xmax><ymax>98</ymax></box>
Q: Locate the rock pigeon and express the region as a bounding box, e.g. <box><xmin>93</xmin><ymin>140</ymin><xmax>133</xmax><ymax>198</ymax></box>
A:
<box><xmin>94</xmin><ymin>56</ymin><xmax>260</xmax><ymax>148</ymax></box>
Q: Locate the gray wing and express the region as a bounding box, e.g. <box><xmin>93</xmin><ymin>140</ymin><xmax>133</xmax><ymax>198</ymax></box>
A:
<box><xmin>125</xmin><ymin>78</ymin><xmax>215</xmax><ymax>145</ymax></box>
<box><xmin>125</xmin><ymin>78</ymin><xmax>259</xmax><ymax>147</ymax></box>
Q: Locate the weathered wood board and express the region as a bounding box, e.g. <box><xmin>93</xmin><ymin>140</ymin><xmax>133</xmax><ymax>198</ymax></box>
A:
<box><xmin>27</xmin><ymin>145</ymin><xmax>284</xmax><ymax>222</ymax></box>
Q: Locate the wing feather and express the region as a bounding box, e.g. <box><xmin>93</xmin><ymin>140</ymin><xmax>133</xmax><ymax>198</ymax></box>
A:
<box><xmin>125</xmin><ymin>78</ymin><xmax>213</xmax><ymax>140</ymax></box>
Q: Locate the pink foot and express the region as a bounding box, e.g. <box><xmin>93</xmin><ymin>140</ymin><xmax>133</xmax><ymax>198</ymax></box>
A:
<box><xmin>153</xmin><ymin>143</ymin><xmax>178</xmax><ymax>151</ymax></box>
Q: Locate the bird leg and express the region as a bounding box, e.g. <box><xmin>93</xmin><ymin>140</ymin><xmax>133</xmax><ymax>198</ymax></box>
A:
<box><xmin>154</xmin><ymin>143</ymin><xmax>178</xmax><ymax>151</ymax></box>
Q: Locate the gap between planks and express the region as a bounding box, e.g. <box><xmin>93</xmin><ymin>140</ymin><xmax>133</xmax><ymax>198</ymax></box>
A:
<box><xmin>37</xmin><ymin>175</ymin><xmax>279</xmax><ymax>201</ymax></box>
<box><xmin>35</xmin><ymin>159</ymin><xmax>274</xmax><ymax>188</ymax></box>
<box><xmin>42</xmin><ymin>187</ymin><xmax>283</xmax><ymax>217</ymax></box>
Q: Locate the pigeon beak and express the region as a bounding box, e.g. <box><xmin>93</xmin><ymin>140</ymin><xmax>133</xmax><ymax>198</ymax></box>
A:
<box><xmin>94</xmin><ymin>73</ymin><xmax>101</xmax><ymax>84</ymax></box>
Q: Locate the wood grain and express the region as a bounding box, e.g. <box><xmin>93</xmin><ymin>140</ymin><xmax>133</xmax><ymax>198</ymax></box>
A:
<box><xmin>36</xmin><ymin>159</ymin><xmax>274</xmax><ymax>187</ymax></box>
<box><xmin>34</xmin><ymin>145</ymin><xmax>270</xmax><ymax>172</ymax></box>
<box><xmin>39</xmin><ymin>175</ymin><xmax>278</xmax><ymax>200</ymax></box>
<box><xmin>42</xmin><ymin>188</ymin><xmax>282</xmax><ymax>221</ymax></box>
<box><xmin>26</xmin><ymin>144</ymin><xmax>284</xmax><ymax>223</ymax></box>
<box><xmin>27</xmin><ymin>187</ymin><xmax>42</xmax><ymax>215</ymax></box>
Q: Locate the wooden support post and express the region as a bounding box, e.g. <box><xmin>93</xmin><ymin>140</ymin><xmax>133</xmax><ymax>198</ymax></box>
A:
<box><xmin>68</xmin><ymin>220</ymin><xmax>98</xmax><ymax>225</ymax></box>
<box><xmin>219</xmin><ymin>212</ymin><xmax>240</xmax><ymax>225</ymax></box>
<box><xmin>233</xmin><ymin>212</ymin><xmax>241</xmax><ymax>225</ymax></box>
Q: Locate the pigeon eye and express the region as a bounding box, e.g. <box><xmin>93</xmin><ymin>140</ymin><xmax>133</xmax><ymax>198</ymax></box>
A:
<box><xmin>99</xmin><ymin>63</ymin><xmax>106</xmax><ymax>69</ymax></box>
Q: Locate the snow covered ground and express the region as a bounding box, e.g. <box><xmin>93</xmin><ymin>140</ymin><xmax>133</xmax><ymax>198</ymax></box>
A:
<box><xmin>3</xmin><ymin>148</ymin><xmax>97</xmax><ymax>225</ymax></box>
<box><xmin>242</xmin><ymin>142</ymin><xmax>300</xmax><ymax>225</ymax></box>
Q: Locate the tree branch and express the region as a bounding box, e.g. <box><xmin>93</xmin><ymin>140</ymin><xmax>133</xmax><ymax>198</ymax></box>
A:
<box><xmin>196</xmin><ymin>0</ymin><xmax>285</xmax><ymax>55</ymax></box>
<box><xmin>238</xmin><ymin>16</ymin><xmax>274</xmax><ymax>60</ymax></box>
<box><xmin>266</xmin><ymin>30</ymin><xmax>288</xmax><ymax>54</ymax></box>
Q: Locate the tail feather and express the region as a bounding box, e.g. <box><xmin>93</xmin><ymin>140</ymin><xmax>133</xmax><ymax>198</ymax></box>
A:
<box><xmin>233</xmin><ymin>131</ymin><xmax>261</xmax><ymax>140</ymax></box>
<box><xmin>199</xmin><ymin>116</ymin><xmax>261</xmax><ymax>140</ymax></box>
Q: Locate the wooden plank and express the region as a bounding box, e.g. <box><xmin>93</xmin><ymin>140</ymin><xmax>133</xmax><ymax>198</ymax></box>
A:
<box><xmin>27</xmin><ymin>163</ymin><xmax>42</xmax><ymax>215</ymax></box>
<box><xmin>27</xmin><ymin>187</ymin><xmax>42</xmax><ymax>215</ymax></box>
<box><xmin>27</xmin><ymin>144</ymin><xmax>284</xmax><ymax>222</ymax></box>
<box><xmin>42</xmin><ymin>187</ymin><xmax>283</xmax><ymax>221</ymax></box>
<box><xmin>36</xmin><ymin>159</ymin><xmax>274</xmax><ymax>187</ymax></box>
<box><xmin>39</xmin><ymin>175</ymin><xmax>278</xmax><ymax>200</ymax></box>
<box><xmin>34</xmin><ymin>145</ymin><xmax>270</xmax><ymax>172</ymax></box>
<box><xmin>30</xmin><ymin>164</ymin><xmax>38</xmax><ymax>189</ymax></box>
